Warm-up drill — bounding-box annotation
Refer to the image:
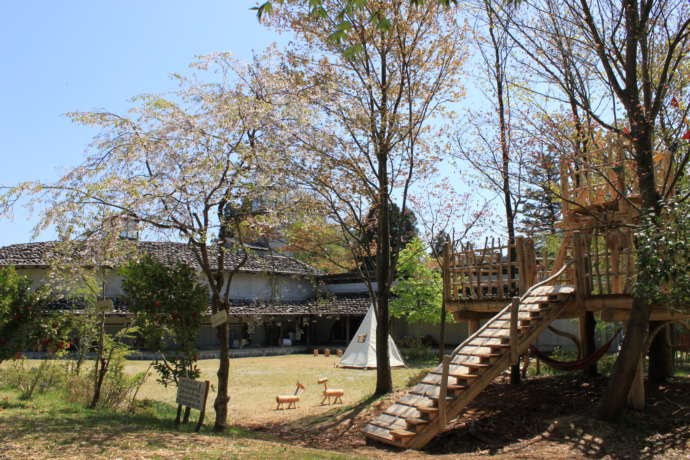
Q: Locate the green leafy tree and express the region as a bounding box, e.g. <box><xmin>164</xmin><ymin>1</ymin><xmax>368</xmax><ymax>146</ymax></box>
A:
<box><xmin>121</xmin><ymin>255</ymin><xmax>208</xmax><ymax>387</ymax></box>
<box><xmin>391</xmin><ymin>238</ymin><xmax>446</xmax><ymax>324</ymax></box>
<box><xmin>0</xmin><ymin>267</ymin><xmax>42</xmax><ymax>363</ymax></box>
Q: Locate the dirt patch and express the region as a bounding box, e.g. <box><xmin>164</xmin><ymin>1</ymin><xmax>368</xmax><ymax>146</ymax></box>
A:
<box><xmin>244</xmin><ymin>374</ymin><xmax>690</xmax><ymax>459</ymax></box>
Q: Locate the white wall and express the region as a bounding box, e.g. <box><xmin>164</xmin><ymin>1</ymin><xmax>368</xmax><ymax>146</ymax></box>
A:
<box><xmin>16</xmin><ymin>267</ymin><xmax>315</xmax><ymax>303</ymax></box>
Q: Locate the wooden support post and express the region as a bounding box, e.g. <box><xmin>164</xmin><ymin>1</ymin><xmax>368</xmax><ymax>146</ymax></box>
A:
<box><xmin>510</xmin><ymin>296</ymin><xmax>521</xmax><ymax>385</ymax></box>
<box><xmin>175</xmin><ymin>404</ymin><xmax>183</xmax><ymax>426</ymax></box>
<box><xmin>438</xmin><ymin>355</ymin><xmax>450</xmax><ymax>429</ymax></box>
<box><xmin>516</xmin><ymin>238</ymin><xmax>528</xmax><ymax>295</ymax></box>
<box><xmin>580</xmin><ymin>312</ymin><xmax>598</xmax><ymax>376</ymax></box>
<box><xmin>573</xmin><ymin>231</ymin><xmax>588</xmax><ymax>310</ymax></box>
<box><xmin>195</xmin><ymin>380</ymin><xmax>210</xmax><ymax>432</ymax></box>
<box><xmin>468</xmin><ymin>319</ymin><xmax>480</xmax><ymax>335</ymax></box>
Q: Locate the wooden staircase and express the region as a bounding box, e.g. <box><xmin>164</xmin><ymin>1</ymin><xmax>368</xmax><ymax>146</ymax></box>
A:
<box><xmin>363</xmin><ymin>267</ymin><xmax>575</xmax><ymax>450</ymax></box>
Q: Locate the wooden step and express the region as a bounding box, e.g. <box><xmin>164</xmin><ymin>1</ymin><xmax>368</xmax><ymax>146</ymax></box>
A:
<box><xmin>428</xmin><ymin>370</ymin><xmax>481</xmax><ymax>379</ymax></box>
<box><xmin>391</xmin><ymin>429</ymin><xmax>416</xmax><ymax>439</ymax></box>
<box><xmin>363</xmin><ymin>429</ymin><xmax>395</xmax><ymax>443</ymax></box>
<box><xmin>406</xmin><ymin>417</ymin><xmax>430</xmax><ymax>427</ymax></box>
<box><xmin>415</xmin><ymin>406</ymin><xmax>439</xmax><ymax>414</ymax></box>
<box><xmin>455</xmin><ymin>352</ymin><xmax>501</xmax><ymax>359</ymax></box>
<box><xmin>463</xmin><ymin>362</ymin><xmax>490</xmax><ymax>369</ymax></box>
<box><xmin>410</xmin><ymin>391</ymin><xmax>455</xmax><ymax>402</ymax></box>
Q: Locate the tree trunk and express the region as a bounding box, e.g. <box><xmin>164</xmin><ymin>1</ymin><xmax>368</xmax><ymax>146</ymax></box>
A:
<box><xmin>598</xmin><ymin>127</ymin><xmax>657</xmax><ymax>420</ymax></box>
<box><xmin>374</xmin><ymin>177</ymin><xmax>393</xmax><ymax>395</ymax></box>
<box><xmin>213</xmin><ymin>320</ymin><xmax>230</xmax><ymax>431</ymax></box>
<box><xmin>439</xmin><ymin>297</ymin><xmax>446</xmax><ymax>362</ymax></box>
<box><xmin>648</xmin><ymin>321</ymin><xmax>673</xmax><ymax>383</ymax></box>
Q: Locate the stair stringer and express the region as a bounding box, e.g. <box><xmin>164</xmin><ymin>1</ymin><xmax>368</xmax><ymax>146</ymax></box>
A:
<box><xmin>363</xmin><ymin>282</ymin><xmax>575</xmax><ymax>449</ymax></box>
<box><xmin>405</xmin><ymin>294</ymin><xmax>574</xmax><ymax>449</ymax></box>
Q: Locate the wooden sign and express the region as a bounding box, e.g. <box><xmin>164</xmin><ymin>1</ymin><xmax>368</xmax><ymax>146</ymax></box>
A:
<box><xmin>210</xmin><ymin>310</ymin><xmax>228</xmax><ymax>328</ymax></box>
<box><xmin>175</xmin><ymin>377</ymin><xmax>210</xmax><ymax>432</ymax></box>
<box><xmin>95</xmin><ymin>299</ymin><xmax>113</xmax><ymax>313</ymax></box>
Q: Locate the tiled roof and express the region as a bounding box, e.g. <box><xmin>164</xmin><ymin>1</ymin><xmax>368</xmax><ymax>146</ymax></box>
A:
<box><xmin>0</xmin><ymin>241</ymin><xmax>319</xmax><ymax>276</ymax></box>
<box><xmin>43</xmin><ymin>296</ymin><xmax>370</xmax><ymax>317</ymax></box>
<box><xmin>225</xmin><ymin>296</ymin><xmax>370</xmax><ymax>316</ymax></box>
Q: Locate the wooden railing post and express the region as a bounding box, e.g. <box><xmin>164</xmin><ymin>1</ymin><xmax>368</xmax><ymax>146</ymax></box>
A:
<box><xmin>516</xmin><ymin>237</ymin><xmax>528</xmax><ymax>294</ymax></box>
<box><xmin>438</xmin><ymin>355</ymin><xmax>450</xmax><ymax>428</ymax></box>
<box><xmin>510</xmin><ymin>297</ymin><xmax>520</xmax><ymax>365</ymax></box>
<box><xmin>573</xmin><ymin>231</ymin><xmax>589</xmax><ymax>306</ymax></box>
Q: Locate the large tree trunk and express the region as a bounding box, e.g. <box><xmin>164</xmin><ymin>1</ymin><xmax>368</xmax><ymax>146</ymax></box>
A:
<box><xmin>439</xmin><ymin>297</ymin><xmax>446</xmax><ymax>362</ymax></box>
<box><xmin>213</xmin><ymin>308</ymin><xmax>231</xmax><ymax>431</ymax></box>
<box><xmin>648</xmin><ymin>321</ymin><xmax>673</xmax><ymax>383</ymax></box>
<box><xmin>374</xmin><ymin>159</ymin><xmax>393</xmax><ymax>395</ymax></box>
<box><xmin>598</xmin><ymin>125</ymin><xmax>658</xmax><ymax>420</ymax></box>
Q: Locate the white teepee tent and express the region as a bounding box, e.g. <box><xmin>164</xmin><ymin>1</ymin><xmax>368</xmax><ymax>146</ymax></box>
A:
<box><xmin>337</xmin><ymin>305</ymin><xmax>405</xmax><ymax>369</ymax></box>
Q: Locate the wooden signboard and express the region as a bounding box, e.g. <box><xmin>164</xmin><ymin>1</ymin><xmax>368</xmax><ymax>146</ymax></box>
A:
<box><xmin>175</xmin><ymin>377</ymin><xmax>210</xmax><ymax>432</ymax></box>
<box><xmin>210</xmin><ymin>310</ymin><xmax>228</xmax><ymax>328</ymax></box>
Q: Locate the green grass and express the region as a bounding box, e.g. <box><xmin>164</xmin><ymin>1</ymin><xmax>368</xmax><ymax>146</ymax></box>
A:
<box><xmin>0</xmin><ymin>385</ymin><xmax>364</xmax><ymax>459</ymax></box>
<box><xmin>0</xmin><ymin>354</ymin><xmax>412</xmax><ymax>459</ymax></box>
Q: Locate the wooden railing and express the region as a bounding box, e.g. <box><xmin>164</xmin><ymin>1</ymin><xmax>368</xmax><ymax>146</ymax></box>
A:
<box><xmin>444</xmin><ymin>229</ymin><xmax>635</xmax><ymax>304</ymax></box>
<box><xmin>559</xmin><ymin>139</ymin><xmax>671</xmax><ymax>216</ymax></box>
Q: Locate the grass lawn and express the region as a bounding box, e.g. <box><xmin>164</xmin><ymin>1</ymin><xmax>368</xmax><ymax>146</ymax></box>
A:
<box><xmin>0</xmin><ymin>385</ymin><xmax>365</xmax><ymax>459</ymax></box>
<box><xmin>0</xmin><ymin>354</ymin><xmax>424</xmax><ymax>459</ymax></box>
<box><xmin>126</xmin><ymin>354</ymin><xmax>422</xmax><ymax>426</ymax></box>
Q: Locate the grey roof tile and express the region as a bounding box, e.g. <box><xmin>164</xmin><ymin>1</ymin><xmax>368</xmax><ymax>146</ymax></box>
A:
<box><xmin>0</xmin><ymin>241</ymin><xmax>319</xmax><ymax>276</ymax></box>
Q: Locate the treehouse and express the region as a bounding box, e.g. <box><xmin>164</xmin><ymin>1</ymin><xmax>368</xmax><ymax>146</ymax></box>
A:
<box><xmin>363</xmin><ymin>135</ymin><xmax>690</xmax><ymax>449</ymax></box>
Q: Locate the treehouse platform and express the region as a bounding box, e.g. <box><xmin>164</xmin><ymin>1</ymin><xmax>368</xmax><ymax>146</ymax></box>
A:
<box><xmin>363</xmin><ymin>133</ymin><xmax>689</xmax><ymax>450</ymax></box>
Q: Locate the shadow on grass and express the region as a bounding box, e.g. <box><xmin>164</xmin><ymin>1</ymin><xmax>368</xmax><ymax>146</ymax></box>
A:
<box><xmin>0</xmin><ymin>389</ymin><xmax>259</xmax><ymax>454</ymax></box>
<box><xmin>290</xmin><ymin>393</ymin><xmax>382</xmax><ymax>429</ymax></box>
<box><xmin>422</xmin><ymin>375</ymin><xmax>690</xmax><ymax>459</ymax></box>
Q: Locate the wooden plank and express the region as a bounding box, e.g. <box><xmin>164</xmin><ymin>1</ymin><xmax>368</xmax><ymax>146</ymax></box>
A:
<box><xmin>384</xmin><ymin>404</ymin><xmax>421</xmax><ymax>418</ymax></box>
<box><xmin>531</xmin><ymin>285</ymin><xmax>575</xmax><ymax>295</ymax></box>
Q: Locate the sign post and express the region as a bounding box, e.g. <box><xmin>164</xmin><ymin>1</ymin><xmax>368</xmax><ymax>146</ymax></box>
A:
<box><xmin>210</xmin><ymin>310</ymin><xmax>228</xmax><ymax>328</ymax></box>
<box><xmin>175</xmin><ymin>377</ymin><xmax>211</xmax><ymax>432</ymax></box>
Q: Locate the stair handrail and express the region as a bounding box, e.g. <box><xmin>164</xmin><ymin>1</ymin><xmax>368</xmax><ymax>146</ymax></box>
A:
<box><xmin>449</xmin><ymin>261</ymin><xmax>574</xmax><ymax>358</ymax></box>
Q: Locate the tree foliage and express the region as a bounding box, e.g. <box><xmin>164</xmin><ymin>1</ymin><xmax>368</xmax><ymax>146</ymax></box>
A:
<box><xmin>0</xmin><ymin>267</ymin><xmax>42</xmax><ymax>363</ymax></box>
<box><xmin>391</xmin><ymin>238</ymin><xmax>445</xmax><ymax>324</ymax></box>
<box><xmin>121</xmin><ymin>255</ymin><xmax>209</xmax><ymax>387</ymax></box>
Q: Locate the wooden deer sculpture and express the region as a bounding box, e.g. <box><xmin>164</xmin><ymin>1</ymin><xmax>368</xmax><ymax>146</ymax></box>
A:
<box><xmin>275</xmin><ymin>382</ymin><xmax>305</xmax><ymax>410</ymax></box>
<box><xmin>318</xmin><ymin>377</ymin><xmax>344</xmax><ymax>405</ymax></box>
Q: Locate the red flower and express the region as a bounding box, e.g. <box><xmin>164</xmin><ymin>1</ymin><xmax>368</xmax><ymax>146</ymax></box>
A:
<box><xmin>671</xmin><ymin>97</ymin><xmax>679</xmax><ymax>107</ymax></box>
<box><xmin>171</xmin><ymin>314</ymin><xmax>178</xmax><ymax>320</ymax></box>
<box><xmin>683</xmin><ymin>130</ymin><xmax>690</xmax><ymax>140</ymax></box>
<box><xmin>154</xmin><ymin>301</ymin><xmax>162</xmax><ymax>308</ymax></box>
<box><xmin>623</xmin><ymin>127</ymin><xmax>630</xmax><ymax>135</ymax></box>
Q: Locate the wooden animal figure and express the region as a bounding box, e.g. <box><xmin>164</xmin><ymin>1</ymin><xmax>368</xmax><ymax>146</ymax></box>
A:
<box><xmin>275</xmin><ymin>382</ymin><xmax>305</xmax><ymax>410</ymax></box>
<box><xmin>318</xmin><ymin>377</ymin><xmax>344</xmax><ymax>405</ymax></box>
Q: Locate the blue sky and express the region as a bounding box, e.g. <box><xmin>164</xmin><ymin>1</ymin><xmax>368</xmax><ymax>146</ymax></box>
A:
<box><xmin>0</xmin><ymin>1</ymin><xmax>286</xmax><ymax>246</ymax></box>
<box><xmin>0</xmin><ymin>1</ymin><xmax>492</xmax><ymax>247</ymax></box>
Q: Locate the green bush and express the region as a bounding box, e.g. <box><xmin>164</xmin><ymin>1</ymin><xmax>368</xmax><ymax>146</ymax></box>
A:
<box><xmin>0</xmin><ymin>358</ymin><xmax>66</xmax><ymax>399</ymax></box>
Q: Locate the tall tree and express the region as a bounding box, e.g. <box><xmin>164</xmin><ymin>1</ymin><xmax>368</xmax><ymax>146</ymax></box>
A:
<box><xmin>455</xmin><ymin>0</ymin><xmax>525</xmax><ymax>247</ymax></box>
<box><xmin>266</xmin><ymin>0</ymin><xmax>466</xmax><ymax>394</ymax></box>
<box><xmin>491</xmin><ymin>0</ymin><xmax>690</xmax><ymax>418</ymax></box>
<box><xmin>0</xmin><ymin>52</ymin><xmax>289</xmax><ymax>430</ymax></box>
